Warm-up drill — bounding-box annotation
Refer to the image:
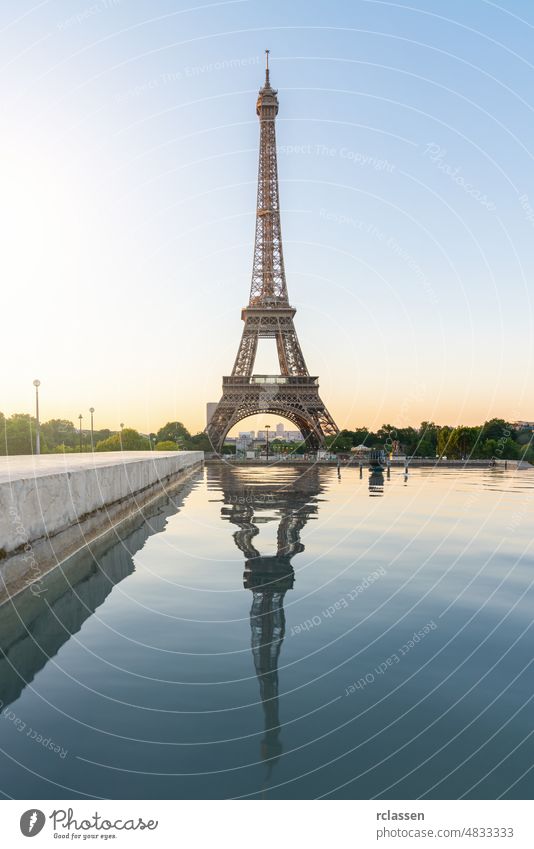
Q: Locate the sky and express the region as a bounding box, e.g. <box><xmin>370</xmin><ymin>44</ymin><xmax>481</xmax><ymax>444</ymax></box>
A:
<box><xmin>1</xmin><ymin>0</ymin><xmax>534</xmax><ymax>435</ymax></box>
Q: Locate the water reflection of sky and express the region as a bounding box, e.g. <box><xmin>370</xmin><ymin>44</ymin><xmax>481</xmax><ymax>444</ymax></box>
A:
<box><xmin>0</xmin><ymin>466</ymin><xmax>532</xmax><ymax>800</ymax></box>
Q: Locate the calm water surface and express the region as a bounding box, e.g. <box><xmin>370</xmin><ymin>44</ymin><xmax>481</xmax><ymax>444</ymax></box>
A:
<box><xmin>0</xmin><ymin>464</ymin><xmax>533</xmax><ymax>799</ymax></box>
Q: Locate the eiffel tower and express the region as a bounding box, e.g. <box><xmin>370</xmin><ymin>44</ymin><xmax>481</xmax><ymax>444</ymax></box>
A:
<box><xmin>206</xmin><ymin>51</ymin><xmax>339</xmax><ymax>452</ymax></box>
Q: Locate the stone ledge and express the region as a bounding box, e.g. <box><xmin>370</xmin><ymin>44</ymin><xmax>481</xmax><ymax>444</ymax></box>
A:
<box><xmin>0</xmin><ymin>452</ymin><xmax>203</xmax><ymax>597</ymax></box>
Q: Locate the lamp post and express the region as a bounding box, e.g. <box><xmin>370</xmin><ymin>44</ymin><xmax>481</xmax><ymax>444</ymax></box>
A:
<box><xmin>265</xmin><ymin>424</ymin><xmax>270</xmax><ymax>462</ymax></box>
<box><xmin>89</xmin><ymin>407</ymin><xmax>95</xmax><ymax>451</ymax></box>
<box><xmin>120</xmin><ymin>422</ymin><xmax>124</xmax><ymax>451</ymax></box>
<box><xmin>33</xmin><ymin>380</ymin><xmax>41</xmax><ymax>455</ymax></box>
<box><xmin>78</xmin><ymin>414</ymin><xmax>83</xmax><ymax>453</ymax></box>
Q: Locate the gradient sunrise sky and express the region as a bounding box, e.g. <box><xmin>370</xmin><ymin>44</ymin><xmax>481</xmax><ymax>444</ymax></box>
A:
<box><xmin>2</xmin><ymin>0</ymin><xmax>534</xmax><ymax>435</ymax></box>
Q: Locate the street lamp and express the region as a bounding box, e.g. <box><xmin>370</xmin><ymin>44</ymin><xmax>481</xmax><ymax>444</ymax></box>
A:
<box><xmin>119</xmin><ymin>423</ymin><xmax>124</xmax><ymax>451</ymax></box>
<box><xmin>33</xmin><ymin>380</ymin><xmax>41</xmax><ymax>455</ymax></box>
<box><xmin>78</xmin><ymin>414</ymin><xmax>83</xmax><ymax>453</ymax></box>
<box><xmin>265</xmin><ymin>424</ymin><xmax>271</xmax><ymax>462</ymax></box>
<box><xmin>89</xmin><ymin>407</ymin><xmax>95</xmax><ymax>451</ymax></box>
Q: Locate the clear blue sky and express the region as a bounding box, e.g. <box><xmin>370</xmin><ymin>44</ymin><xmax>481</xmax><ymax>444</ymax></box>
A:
<box><xmin>2</xmin><ymin>0</ymin><xmax>534</xmax><ymax>433</ymax></box>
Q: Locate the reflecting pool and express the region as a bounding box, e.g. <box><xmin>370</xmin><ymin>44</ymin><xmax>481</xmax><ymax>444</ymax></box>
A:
<box><xmin>0</xmin><ymin>464</ymin><xmax>533</xmax><ymax>799</ymax></box>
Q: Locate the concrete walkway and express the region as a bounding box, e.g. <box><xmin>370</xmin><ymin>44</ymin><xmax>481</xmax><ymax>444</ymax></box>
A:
<box><xmin>0</xmin><ymin>451</ymin><xmax>197</xmax><ymax>483</ymax></box>
<box><xmin>0</xmin><ymin>451</ymin><xmax>203</xmax><ymax>557</ymax></box>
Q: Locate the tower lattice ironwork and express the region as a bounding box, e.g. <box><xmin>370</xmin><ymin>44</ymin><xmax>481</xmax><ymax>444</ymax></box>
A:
<box><xmin>206</xmin><ymin>52</ymin><xmax>339</xmax><ymax>451</ymax></box>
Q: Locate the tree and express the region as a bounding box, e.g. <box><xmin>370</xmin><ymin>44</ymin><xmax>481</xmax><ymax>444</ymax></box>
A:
<box><xmin>187</xmin><ymin>432</ymin><xmax>212</xmax><ymax>452</ymax></box>
<box><xmin>327</xmin><ymin>430</ymin><xmax>355</xmax><ymax>452</ymax></box>
<box><xmin>347</xmin><ymin>428</ymin><xmax>373</xmax><ymax>447</ymax></box>
<box><xmin>41</xmin><ymin>419</ymin><xmax>77</xmax><ymax>451</ymax></box>
<box><xmin>437</xmin><ymin>426</ymin><xmax>460</xmax><ymax>458</ymax></box>
<box><xmin>95</xmin><ymin>428</ymin><xmax>150</xmax><ymax>451</ymax></box>
<box><xmin>412</xmin><ymin>421</ymin><xmax>439</xmax><ymax>457</ymax></box>
<box><xmin>456</xmin><ymin>426</ymin><xmax>479</xmax><ymax>458</ymax></box>
<box><xmin>0</xmin><ymin>411</ymin><xmax>6</xmax><ymax>455</ymax></box>
<box><xmin>376</xmin><ymin>424</ymin><xmax>396</xmax><ymax>442</ymax></box>
<box><xmin>496</xmin><ymin>438</ymin><xmax>520</xmax><ymax>460</ymax></box>
<box><xmin>93</xmin><ymin>429</ymin><xmax>112</xmax><ymax>444</ymax></box>
<box><xmin>155</xmin><ymin>440</ymin><xmax>180</xmax><ymax>451</ymax></box>
<box><xmin>95</xmin><ymin>434</ymin><xmax>121</xmax><ymax>451</ymax></box>
<box><xmin>156</xmin><ymin>421</ymin><xmax>191</xmax><ymax>447</ymax></box>
<box><xmin>479</xmin><ymin>438</ymin><xmax>497</xmax><ymax>459</ymax></box>
<box><xmin>3</xmin><ymin>414</ymin><xmax>38</xmax><ymax>455</ymax></box>
<box><xmin>482</xmin><ymin>418</ymin><xmax>514</xmax><ymax>441</ymax></box>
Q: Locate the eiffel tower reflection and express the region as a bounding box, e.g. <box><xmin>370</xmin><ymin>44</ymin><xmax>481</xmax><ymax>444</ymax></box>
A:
<box><xmin>211</xmin><ymin>464</ymin><xmax>323</xmax><ymax>781</ymax></box>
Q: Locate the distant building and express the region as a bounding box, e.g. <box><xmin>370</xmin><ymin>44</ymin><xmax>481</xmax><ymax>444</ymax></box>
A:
<box><xmin>513</xmin><ymin>421</ymin><xmax>534</xmax><ymax>430</ymax></box>
<box><xmin>236</xmin><ymin>431</ymin><xmax>255</xmax><ymax>454</ymax></box>
<box><xmin>284</xmin><ymin>430</ymin><xmax>303</xmax><ymax>443</ymax></box>
<box><xmin>256</xmin><ymin>423</ymin><xmax>303</xmax><ymax>443</ymax></box>
<box><xmin>206</xmin><ymin>402</ymin><xmax>218</xmax><ymax>427</ymax></box>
